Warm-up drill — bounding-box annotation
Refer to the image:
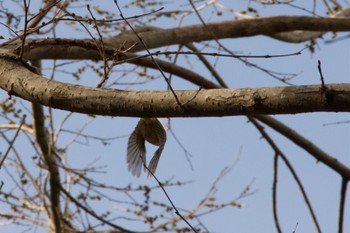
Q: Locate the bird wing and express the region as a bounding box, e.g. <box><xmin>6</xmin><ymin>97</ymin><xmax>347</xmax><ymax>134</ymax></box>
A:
<box><xmin>147</xmin><ymin>145</ymin><xmax>165</xmax><ymax>178</ymax></box>
<box><xmin>147</xmin><ymin>118</ymin><xmax>167</xmax><ymax>177</ymax></box>
<box><xmin>127</xmin><ymin>128</ymin><xmax>146</xmax><ymax>177</ymax></box>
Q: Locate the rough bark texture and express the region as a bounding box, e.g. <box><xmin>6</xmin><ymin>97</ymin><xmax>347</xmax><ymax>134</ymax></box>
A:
<box><xmin>1</xmin><ymin>16</ymin><xmax>349</xmax><ymax>61</ymax></box>
<box><xmin>0</xmin><ymin>54</ymin><xmax>349</xmax><ymax>117</ymax></box>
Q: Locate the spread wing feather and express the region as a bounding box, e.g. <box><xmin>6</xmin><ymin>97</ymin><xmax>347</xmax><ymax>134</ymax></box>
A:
<box><xmin>147</xmin><ymin>119</ymin><xmax>166</xmax><ymax>177</ymax></box>
<box><xmin>127</xmin><ymin>118</ymin><xmax>167</xmax><ymax>177</ymax></box>
<box><xmin>127</xmin><ymin>129</ymin><xmax>146</xmax><ymax>177</ymax></box>
<box><xmin>147</xmin><ymin>145</ymin><xmax>165</xmax><ymax>177</ymax></box>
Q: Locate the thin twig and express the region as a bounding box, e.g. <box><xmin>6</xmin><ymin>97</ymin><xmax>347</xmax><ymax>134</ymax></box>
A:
<box><xmin>109</xmin><ymin>7</ymin><xmax>203</xmax><ymax>229</ymax></box>
<box><xmin>58</xmin><ymin>7</ymin><xmax>164</xmax><ymax>23</ymax></box>
<box><xmin>338</xmin><ymin>179</ymin><xmax>348</xmax><ymax>233</ymax></box>
<box><xmin>250</xmin><ymin>118</ymin><xmax>283</xmax><ymax>233</ymax></box>
<box><xmin>158</xmin><ymin>46</ymin><xmax>307</xmax><ymax>59</ymax></box>
<box><xmin>166</xmin><ymin>44</ymin><xmax>183</xmax><ymax>88</ymax></box>
<box><xmin>143</xmin><ymin>164</ymin><xmax>199</xmax><ymax>233</ymax></box>
<box><xmin>113</xmin><ymin>0</ymin><xmax>184</xmax><ymax>111</ymax></box>
<box><xmin>272</xmin><ymin>152</ymin><xmax>283</xmax><ymax>233</ymax></box>
<box><xmin>0</xmin><ymin>115</ymin><xmax>26</xmax><ymax>169</ymax></box>
<box><xmin>59</xmin><ymin>185</ymin><xmax>135</xmax><ymax>233</ymax></box>
<box><xmin>249</xmin><ymin>117</ymin><xmax>322</xmax><ymax>233</ymax></box>
<box><xmin>19</xmin><ymin>0</ymin><xmax>29</xmax><ymax>59</ymax></box>
<box><xmin>293</xmin><ymin>223</ymin><xmax>299</xmax><ymax>233</ymax></box>
<box><xmin>86</xmin><ymin>5</ymin><xmax>109</xmax><ymax>88</ymax></box>
<box><xmin>187</xmin><ymin>0</ymin><xmax>297</xmax><ymax>85</ymax></box>
<box><xmin>2</xmin><ymin>0</ymin><xmax>63</xmax><ymax>46</ymax></box>
<box><xmin>185</xmin><ymin>43</ymin><xmax>227</xmax><ymax>87</ymax></box>
<box><xmin>169</xmin><ymin>127</ymin><xmax>194</xmax><ymax>170</ymax></box>
<box><xmin>176</xmin><ymin>25</ymin><xmax>324</xmax><ymax>233</ymax></box>
<box><xmin>317</xmin><ymin>60</ymin><xmax>326</xmax><ymax>90</ymax></box>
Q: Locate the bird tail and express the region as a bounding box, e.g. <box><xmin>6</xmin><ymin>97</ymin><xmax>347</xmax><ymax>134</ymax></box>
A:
<box><xmin>147</xmin><ymin>145</ymin><xmax>164</xmax><ymax>178</ymax></box>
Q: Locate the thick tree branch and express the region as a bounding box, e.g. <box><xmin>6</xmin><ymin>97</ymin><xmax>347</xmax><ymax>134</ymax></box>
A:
<box><xmin>1</xmin><ymin>16</ymin><xmax>349</xmax><ymax>61</ymax></box>
<box><xmin>31</xmin><ymin>60</ymin><xmax>62</xmax><ymax>233</ymax></box>
<box><xmin>254</xmin><ymin>115</ymin><xmax>350</xmax><ymax>180</ymax></box>
<box><xmin>103</xmin><ymin>16</ymin><xmax>350</xmax><ymax>52</ymax></box>
<box><xmin>0</xmin><ymin>55</ymin><xmax>350</xmax><ymax>118</ymax></box>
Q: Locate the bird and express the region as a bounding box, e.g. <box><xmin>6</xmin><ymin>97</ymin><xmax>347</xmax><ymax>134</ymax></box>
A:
<box><xmin>127</xmin><ymin>118</ymin><xmax>167</xmax><ymax>177</ymax></box>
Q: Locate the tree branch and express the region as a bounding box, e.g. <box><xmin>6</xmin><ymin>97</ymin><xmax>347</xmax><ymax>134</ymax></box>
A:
<box><xmin>0</xmin><ymin>115</ymin><xmax>26</xmax><ymax>169</ymax></box>
<box><xmin>102</xmin><ymin>16</ymin><xmax>350</xmax><ymax>52</ymax></box>
<box><xmin>1</xmin><ymin>55</ymin><xmax>349</xmax><ymax>117</ymax></box>
<box><xmin>1</xmin><ymin>16</ymin><xmax>349</xmax><ymax>61</ymax></box>
<box><xmin>249</xmin><ymin>117</ymin><xmax>322</xmax><ymax>233</ymax></box>
<box><xmin>59</xmin><ymin>185</ymin><xmax>135</xmax><ymax>233</ymax></box>
<box><xmin>31</xmin><ymin>60</ymin><xmax>62</xmax><ymax>233</ymax></box>
<box><xmin>254</xmin><ymin>115</ymin><xmax>350</xmax><ymax>179</ymax></box>
<box><xmin>338</xmin><ymin>179</ymin><xmax>348</xmax><ymax>233</ymax></box>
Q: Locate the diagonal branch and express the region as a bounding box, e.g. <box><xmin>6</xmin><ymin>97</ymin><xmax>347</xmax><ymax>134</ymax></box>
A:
<box><xmin>249</xmin><ymin>117</ymin><xmax>322</xmax><ymax>233</ymax></box>
<box><xmin>254</xmin><ymin>115</ymin><xmax>350</xmax><ymax>180</ymax></box>
<box><xmin>0</xmin><ymin>115</ymin><xmax>26</xmax><ymax>169</ymax></box>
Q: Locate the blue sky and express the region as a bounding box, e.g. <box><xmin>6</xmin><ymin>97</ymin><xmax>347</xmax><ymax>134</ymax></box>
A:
<box><xmin>0</xmin><ymin>1</ymin><xmax>349</xmax><ymax>232</ymax></box>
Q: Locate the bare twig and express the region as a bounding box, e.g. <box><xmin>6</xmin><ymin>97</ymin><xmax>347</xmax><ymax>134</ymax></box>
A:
<box><xmin>64</xmin><ymin>8</ymin><xmax>110</xmax><ymax>88</ymax></box>
<box><xmin>254</xmin><ymin>115</ymin><xmax>350</xmax><ymax>179</ymax></box>
<box><xmin>272</xmin><ymin>152</ymin><xmax>283</xmax><ymax>233</ymax></box>
<box><xmin>59</xmin><ymin>7</ymin><xmax>164</xmax><ymax>23</ymax></box>
<box><xmin>323</xmin><ymin>120</ymin><xmax>350</xmax><ymax>126</ymax></box>
<box><xmin>131</xmin><ymin>23</ymin><xmax>337</xmax><ymax>232</ymax></box>
<box><xmin>325</xmin><ymin>34</ymin><xmax>350</xmax><ymax>44</ymax></box>
<box><xmin>19</xmin><ymin>0</ymin><xmax>29</xmax><ymax>59</ymax></box>
<box><xmin>185</xmin><ymin>43</ymin><xmax>227</xmax><ymax>87</ymax></box>
<box><xmin>338</xmin><ymin>179</ymin><xmax>348</xmax><ymax>233</ymax></box>
<box><xmin>2</xmin><ymin>1</ymin><xmax>65</xmax><ymax>47</ymax></box>
<box><xmin>249</xmin><ymin>118</ymin><xmax>282</xmax><ymax>233</ymax></box>
<box><xmin>142</xmin><ymin>161</ymin><xmax>199</xmax><ymax>233</ymax></box>
<box><xmin>113</xmin><ymin>0</ymin><xmax>184</xmax><ymax>111</ymax></box>
<box><xmin>293</xmin><ymin>223</ymin><xmax>299</xmax><ymax>233</ymax></box>
<box><xmin>0</xmin><ymin>115</ymin><xmax>26</xmax><ymax>169</ymax></box>
<box><xmin>187</xmin><ymin>0</ymin><xmax>297</xmax><ymax>85</ymax></box>
<box><xmin>317</xmin><ymin>60</ymin><xmax>326</xmax><ymax>90</ymax></box>
<box><xmin>121</xmin><ymin>52</ymin><xmax>221</xmax><ymax>88</ymax></box>
<box><xmin>169</xmin><ymin>127</ymin><xmax>194</xmax><ymax>170</ymax></box>
<box><xmin>151</xmin><ymin>154</ymin><xmax>250</xmax><ymax>231</ymax></box>
<box><xmin>179</xmin><ymin>39</ymin><xmax>328</xmax><ymax>233</ymax></box>
<box><xmin>86</xmin><ymin>5</ymin><xmax>109</xmax><ymax>88</ymax></box>
<box><xmin>249</xmin><ymin>117</ymin><xmax>322</xmax><ymax>233</ymax></box>
<box><xmin>154</xmin><ymin>47</ymin><xmax>306</xmax><ymax>59</ymax></box>
<box><xmin>112</xmin><ymin>15</ymin><xmax>202</xmax><ymax>229</ymax></box>
<box><xmin>0</xmin><ymin>123</ymin><xmax>34</xmax><ymax>134</ymax></box>
<box><xmin>27</xmin><ymin>0</ymin><xmax>63</xmax><ymax>29</ymax></box>
<box><xmin>58</xmin><ymin>185</ymin><xmax>135</xmax><ymax>233</ymax></box>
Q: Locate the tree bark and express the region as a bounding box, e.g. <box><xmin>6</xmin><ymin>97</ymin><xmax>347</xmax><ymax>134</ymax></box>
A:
<box><xmin>1</xmin><ymin>16</ymin><xmax>349</xmax><ymax>61</ymax></box>
<box><xmin>0</xmin><ymin>54</ymin><xmax>349</xmax><ymax>117</ymax></box>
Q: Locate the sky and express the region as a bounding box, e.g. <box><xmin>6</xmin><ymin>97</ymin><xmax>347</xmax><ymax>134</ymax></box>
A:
<box><xmin>0</xmin><ymin>1</ymin><xmax>349</xmax><ymax>233</ymax></box>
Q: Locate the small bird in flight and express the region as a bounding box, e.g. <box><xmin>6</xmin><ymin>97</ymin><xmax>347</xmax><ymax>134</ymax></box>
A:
<box><xmin>127</xmin><ymin>118</ymin><xmax>167</xmax><ymax>177</ymax></box>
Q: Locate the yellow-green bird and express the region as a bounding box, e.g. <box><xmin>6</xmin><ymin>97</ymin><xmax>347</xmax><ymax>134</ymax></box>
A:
<box><xmin>127</xmin><ymin>118</ymin><xmax>167</xmax><ymax>177</ymax></box>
